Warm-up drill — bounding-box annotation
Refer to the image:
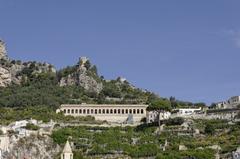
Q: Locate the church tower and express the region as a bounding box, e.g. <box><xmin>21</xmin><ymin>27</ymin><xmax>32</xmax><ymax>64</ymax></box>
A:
<box><xmin>61</xmin><ymin>140</ymin><xmax>73</xmax><ymax>159</ymax></box>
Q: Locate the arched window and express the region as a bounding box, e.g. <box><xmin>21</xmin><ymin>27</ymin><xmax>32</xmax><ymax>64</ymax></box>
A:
<box><xmin>68</xmin><ymin>109</ymin><xmax>70</xmax><ymax>114</ymax></box>
<box><xmin>99</xmin><ymin>109</ymin><xmax>101</xmax><ymax>114</ymax></box>
<box><xmin>103</xmin><ymin>109</ymin><xmax>105</xmax><ymax>114</ymax></box>
<box><xmin>129</xmin><ymin>109</ymin><xmax>132</xmax><ymax>114</ymax></box>
<box><xmin>126</xmin><ymin>109</ymin><xmax>128</xmax><ymax>114</ymax></box>
<box><xmin>87</xmin><ymin>109</ymin><xmax>90</xmax><ymax>114</ymax></box>
<box><xmin>118</xmin><ymin>109</ymin><xmax>121</xmax><ymax>114</ymax></box>
<box><xmin>75</xmin><ymin>109</ymin><xmax>78</xmax><ymax>114</ymax></box>
<box><xmin>137</xmin><ymin>109</ymin><xmax>140</xmax><ymax>114</ymax></box>
<box><xmin>133</xmin><ymin>109</ymin><xmax>136</xmax><ymax>114</ymax></box>
<box><xmin>79</xmin><ymin>109</ymin><xmax>82</xmax><ymax>114</ymax></box>
<box><xmin>95</xmin><ymin>109</ymin><xmax>98</xmax><ymax>114</ymax></box>
<box><xmin>91</xmin><ymin>109</ymin><xmax>93</xmax><ymax>114</ymax></box>
<box><xmin>114</xmin><ymin>109</ymin><xmax>117</xmax><ymax>114</ymax></box>
<box><xmin>110</xmin><ymin>109</ymin><xmax>113</xmax><ymax>114</ymax></box>
<box><xmin>71</xmin><ymin>109</ymin><xmax>74</xmax><ymax>114</ymax></box>
<box><xmin>141</xmin><ymin>109</ymin><xmax>144</xmax><ymax>114</ymax></box>
<box><xmin>83</xmin><ymin>109</ymin><xmax>86</xmax><ymax>114</ymax></box>
<box><xmin>64</xmin><ymin>109</ymin><xmax>66</xmax><ymax>114</ymax></box>
<box><xmin>106</xmin><ymin>109</ymin><xmax>109</xmax><ymax>114</ymax></box>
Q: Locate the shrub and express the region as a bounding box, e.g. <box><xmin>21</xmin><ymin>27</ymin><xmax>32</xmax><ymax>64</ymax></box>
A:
<box><xmin>166</xmin><ymin>117</ymin><xmax>184</xmax><ymax>126</ymax></box>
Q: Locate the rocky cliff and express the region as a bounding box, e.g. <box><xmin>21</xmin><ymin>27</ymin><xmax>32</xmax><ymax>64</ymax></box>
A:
<box><xmin>5</xmin><ymin>135</ymin><xmax>61</xmax><ymax>159</ymax></box>
<box><xmin>0</xmin><ymin>40</ymin><xmax>145</xmax><ymax>99</ymax></box>
<box><xmin>0</xmin><ymin>40</ymin><xmax>56</xmax><ymax>87</ymax></box>
<box><xmin>0</xmin><ymin>40</ymin><xmax>8</xmax><ymax>60</ymax></box>
<box><xmin>59</xmin><ymin>57</ymin><xmax>103</xmax><ymax>93</ymax></box>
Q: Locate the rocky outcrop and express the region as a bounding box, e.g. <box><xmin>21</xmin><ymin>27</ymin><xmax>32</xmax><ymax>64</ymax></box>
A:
<box><xmin>60</xmin><ymin>57</ymin><xmax>103</xmax><ymax>93</ymax></box>
<box><xmin>6</xmin><ymin>135</ymin><xmax>61</xmax><ymax>159</ymax></box>
<box><xmin>0</xmin><ymin>40</ymin><xmax>56</xmax><ymax>87</ymax></box>
<box><xmin>0</xmin><ymin>67</ymin><xmax>11</xmax><ymax>87</ymax></box>
<box><xmin>0</xmin><ymin>39</ymin><xmax>8</xmax><ymax>60</ymax></box>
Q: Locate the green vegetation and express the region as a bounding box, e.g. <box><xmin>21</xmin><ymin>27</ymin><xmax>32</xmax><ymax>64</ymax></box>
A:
<box><xmin>0</xmin><ymin>106</ymin><xmax>99</xmax><ymax>125</ymax></box>
<box><xmin>25</xmin><ymin>123</ymin><xmax>40</xmax><ymax>130</ymax></box>
<box><xmin>0</xmin><ymin>60</ymin><xmax>160</xmax><ymax>110</ymax></box>
<box><xmin>50</xmin><ymin>118</ymin><xmax>240</xmax><ymax>158</ymax></box>
<box><xmin>148</xmin><ymin>98</ymin><xmax>172</xmax><ymax>134</ymax></box>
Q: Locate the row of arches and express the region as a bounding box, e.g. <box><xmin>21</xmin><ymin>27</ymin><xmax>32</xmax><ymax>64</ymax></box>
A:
<box><xmin>63</xmin><ymin>108</ymin><xmax>145</xmax><ymax>115</ymax></box>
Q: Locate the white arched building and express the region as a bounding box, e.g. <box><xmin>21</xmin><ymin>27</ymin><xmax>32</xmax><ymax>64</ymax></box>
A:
<box><xmin>57</xmin><ymin>104</ymin><xmax>148</xmax><ymax>124</ymax></box>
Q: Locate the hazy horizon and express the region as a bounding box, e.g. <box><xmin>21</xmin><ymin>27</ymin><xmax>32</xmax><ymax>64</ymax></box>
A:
<box><xmin>1</xmin><ymin>1</ymin><xmax>239</xmax><ymax>104</ymax></box>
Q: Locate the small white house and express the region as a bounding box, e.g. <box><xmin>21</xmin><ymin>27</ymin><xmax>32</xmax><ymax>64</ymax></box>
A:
<box><xmin>146</xmin><ymin>111</ymin><xmax>171</xmax><ymax>123</ymax></box>
<box><xmin>174</xmin><ymin>108</ymin><xmax>202</xmax><ymax>116</ymax></box>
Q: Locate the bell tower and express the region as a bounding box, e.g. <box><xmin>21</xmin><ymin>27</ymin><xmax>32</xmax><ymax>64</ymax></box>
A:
<box><xmin>61</xmin><ymin>140</ymin><xmax>73</xmax><ymax>159</ymax></box>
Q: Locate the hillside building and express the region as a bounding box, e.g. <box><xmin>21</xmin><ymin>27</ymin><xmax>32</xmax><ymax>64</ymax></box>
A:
<box><xmin>172</xmin><ymin>108</ymin><xmax>202</xmax><ymax>116</ymax></box>
<box><xmin>216</xmin><ymin>96</ymin><xmax>240</xmax><ymax>109</ymax></box>
<box><xmin>57</xmin><ymin>104</ymin><xmax>148</xmax><ymax>124</ymax></box>
<box><xmin>146</xmin><ymin>111</ymin><xmax>171</xmax><ymax>123</ymax></box>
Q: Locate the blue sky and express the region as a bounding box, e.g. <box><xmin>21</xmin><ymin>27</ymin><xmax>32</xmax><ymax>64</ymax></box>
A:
<box><xmin>0</xmin><ymin>1</ymin><xmax>239</xmax><ymax>104</ymax></box>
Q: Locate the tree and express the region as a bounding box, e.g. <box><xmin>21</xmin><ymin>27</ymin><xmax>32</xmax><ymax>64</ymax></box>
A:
<box><xmin>147</xmin><ymin>99</ymin><xmax>171</xmax><ymax>135</ymax></box>
<box><xmin>205</xmin><ymin>123</ymin><xmax>215</xmax><ymax>135</ymax></box>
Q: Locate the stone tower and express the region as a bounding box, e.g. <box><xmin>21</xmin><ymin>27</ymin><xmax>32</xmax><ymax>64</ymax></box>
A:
<box><xmin>0</xmin><ymin>40</ymin><xmax>7</xmax><ymax>60</ymax></box>
<box><xmin>79</xmin><ymin>57</ymin><xmax>89</xmax><ymax>67</ymax></box>
<box><xmin>61</xmin><ymin>140</ymin><xmax>73</xmax><ymax>159</ymax></box>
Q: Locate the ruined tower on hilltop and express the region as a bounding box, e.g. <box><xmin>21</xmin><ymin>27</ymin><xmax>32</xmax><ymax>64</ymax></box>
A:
<box><xmin>0</xmin><ymin>39</ymin><xmax>8</xmax><ymax>60</ymax></box>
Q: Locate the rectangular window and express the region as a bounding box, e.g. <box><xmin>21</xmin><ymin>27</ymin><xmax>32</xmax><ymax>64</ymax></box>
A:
<box><xmin>130</xmin><ymin>109</ymin><xmax>132</xmax><ymax>114</ymax></box>
<box><xmin>91</xmin><ymin>109</ymin><xmax>93</xmax><ymax>114</ymax></box>
<box><xmin>126</xmin><ymin>109</ymin><xmax>128</xmax><ymax>114</ymax></box>
<box><xmin>141</xmin><ymin>109</ymin><xmax>144</xmax><ymax>114</ymax></box>
<box><xmin>99</xmin><ymin>109</ymin><xmax>101</xmax><ymax>114</ymax></box>
<box><xmin>71</xmin><ymin>109</ymin><xmax>74</xmax><ymax>114</ymax></box>
<box><xmin>114</xmin><ymin>109</ymin><xmax>117</xmax><ymax>114</ymax></box>
<box><xmin>87</xmin><ymin>109</ymin><xmax>90</xmax><ymax>114</ymax></box>
<box><xmin>79</xmin><ymin>109</ymin><xmax>82</xmax><ymax>114</ymax></box>
<box><xmin>75</xmin><ymin>109</ymin><xmax>78</xmax><ymax>114</ymax></box>
<box><xmin>83</xmin><ymin>109</ymin><xmax>86</xmax><ymax>114</ymax></box>
<box><xmin>137</xmin><ymin>109</ymin><xmax>140</xmax><ymax>114</ymax></box>
<box><xmin>122</xmin><ymin>109</ymin><xmax>124</xmax><ymax>114</ymax></box>
<box><xmin>68</xmin><ymin>109</ymin><xmax>70</xmax><ymax>114</ymax></box>
<box><xmin>95</xmin><ymin>109</ymin><xmax>98</xmax><ymax>114</ymax></box>
<box><xmin>64</xmin><ymin>109</ymin><xmax>66</xmax><ymax>113</ymax></box>
<box><xmin>106</xmin><ymin>109</ymin><xmax>109</xmax><ymax>114</ymax></box>
<box><xmin>118</xmin><ymin>109</ymin><xmax>121</xmax><ymax>114</ymax></box>
<box><xmin>103</xmin><ymin>109</ymin><xmax>105</xmax><ymax>114</ymax></box>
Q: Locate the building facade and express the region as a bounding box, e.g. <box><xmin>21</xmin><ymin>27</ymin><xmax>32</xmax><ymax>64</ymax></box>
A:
<box><xmin>58</xmin><ymin>104</ymin><xmax>148</xmax><ymax>124</ymax></box>
<box><xmin>146</xmin><ymin>111</ymin><xmax>171</xmax><ymax>123</ymax></box>
<box><xmin>172</xmin><ymin>108</ymin><xmax>202</xmax><ymax>116</ymax></box>
<box><xmin>216</xmin><ymin>96</ymin><xmax>240</xmax><ymax>109</ymax></box>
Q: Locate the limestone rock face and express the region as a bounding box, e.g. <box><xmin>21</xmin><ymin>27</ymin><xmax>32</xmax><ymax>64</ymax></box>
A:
<box><xmin>60</xmin><ymin>57</ymin><xmax>103</xmax><ymax>93</ymax></box>
<box><xmin>0</xmin><ymin>40</ymin><xmax>8</xmax><ymax>60</ymax></box>
<box><xmin>6</xmin><ymin>135</ymin><xmax>61</xmax><ymax>159</ymax></box>
<box><xmin>78</xmin><ymin>68</ymin><xmax>103</xmax><ymax>93</ymax></box>
<box><xmin>0</xmin><ymin>39</ymin><xmax>56</xmax><ymax>87</ymax></box>
<box><xmin>0</xmin><ymin>67</ymin><xmax>11</xmax><ymax>87</ymax></box>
